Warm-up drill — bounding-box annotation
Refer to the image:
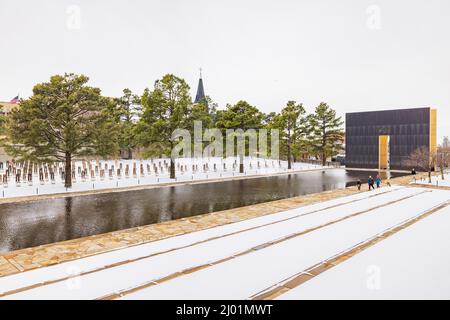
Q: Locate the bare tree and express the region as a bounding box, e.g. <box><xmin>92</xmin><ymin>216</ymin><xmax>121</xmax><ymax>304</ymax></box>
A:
<box><xmin>443</xmin><ymin>136</ymin><xmax>450</xmax><ymax>149</ymax></box>
<box><xmin>437</xmin><ymin>145</ymin><xmax>450</xmax><ymax>180</ymax></box>
<box><xmin>403</xmin><ymin>146</ymin><xmax>436</xmax><ymax>183</ymax></box>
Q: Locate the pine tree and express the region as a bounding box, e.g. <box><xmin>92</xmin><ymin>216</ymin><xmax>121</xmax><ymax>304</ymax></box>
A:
<box><xmin>270</xmin><ymin>101</ymin><xmax>306</xmax><ymax>169</ymax></box>
<box><xmin>216</xmin><ymin>101</ymin><xmax>264</xmax><ymax>173</ymax></box>
<box><xmin>307</xmin><ymin>102</ymin><xmax>344</xmax><ymax>166</ymax></box>
<box><xmin>4</xmin><ymin>73</ymin><xmax>119</xmax><ymax>188</ymax></box>
<box><xmin>136</xmin><ymin>74</ymin><xmax>192</xmax><ymax>179</ymax></box>
<box><xmin>190</xmin><ymin>96</ymin><xmax>217</xmax><ymax>129</ymax></box>
<box><xmin>0</xmin><ymin>105</ymin><xmax>6</xmax><ymax>136</ymax></box>
<box><xmin>112</xmin><ymin>89</ymin><xmax>141</xmax><ymax>159</ymax></box>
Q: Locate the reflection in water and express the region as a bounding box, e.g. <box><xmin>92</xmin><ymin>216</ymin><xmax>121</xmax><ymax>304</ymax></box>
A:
<box><xmin>0</xmin><ymin>169</ymin><xmax>404</xmax><ymax>252</ymax></box>
<box><xmin>64</xmin><ymin>197</ymin><xmax>72</xmax><ymax>240</ymax></box>
<box><xmin>159</xmin><ymin>187</ymin><xmax>175</xmax><ymax>223</ymax></box>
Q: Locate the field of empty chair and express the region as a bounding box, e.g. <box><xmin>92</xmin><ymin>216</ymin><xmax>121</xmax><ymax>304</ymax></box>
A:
<box><xmin>0</xmin><ymin>157</ymin><xmax>331</xmax><ymax>199</ymax></box>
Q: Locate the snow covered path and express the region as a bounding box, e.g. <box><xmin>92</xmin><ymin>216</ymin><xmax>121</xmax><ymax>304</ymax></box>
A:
<box><xmin>276</xmin><ymin>198</ymin><xmax>450</xmax><ymax>300</ymax></box>
<box><xmin>119</xmin><ymin>188</ymin><xmax>449</xmax><ymax>300</ymax></box>
<box><xmin>0</xmin><ymin>186</ymin><xmax>449</xmax><ymax>300</ymax></box>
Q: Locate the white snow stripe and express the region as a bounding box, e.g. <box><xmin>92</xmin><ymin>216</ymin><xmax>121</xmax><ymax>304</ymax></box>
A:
<box><xmin>117</xmin><ymin>189</ymin><xmax>450</xmax><ymax>300</ymax></box>
<box><xmin>2</xmin><ymin>188</ymin><xmax>427</xmax><ymax>300</ymax></box>
<box><xmin>0</xmin><ymin>187</ymin><xmax>401</xmax><ymax>295</ymax></box>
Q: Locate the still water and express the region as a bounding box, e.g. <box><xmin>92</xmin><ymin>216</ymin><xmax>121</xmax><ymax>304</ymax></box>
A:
<box><xmin>0</xmin><ymin>169</ymin><xmax>403</xmax><ymax>252</ymax></box>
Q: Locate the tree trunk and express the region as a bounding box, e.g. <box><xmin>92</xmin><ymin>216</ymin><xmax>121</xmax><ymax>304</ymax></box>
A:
<box><xmin>322</xmin><ymin>124</ymin><xmax>327</xmax><ymax>167</ymax></box>
<box><xmin>128</xmin><ymin>148</ymin><xmax>133</xmax><ymax>160</ymax></box>
<box><xmin>287</xmin><ymin>133</ymin><xmax>292</xmax><ymax>170</ymax></box>
<box><xmin>170</xmin><ymin>158</ymin><xmax>176</xmax><ymax>179</ymax></box>
<box><xmin>65</xmin><ymin>152</ymin><xmax>72</xmax><ymax>188</ymax></box>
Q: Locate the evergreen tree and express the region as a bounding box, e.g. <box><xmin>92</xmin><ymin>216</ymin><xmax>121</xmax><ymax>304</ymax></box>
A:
<box><xmin>190</xmin><ymin>96</ymin><xmax>217</xmax><ymax>129</ymax></box>
<box><xmin>307</xmin><ymin>102</ymin><xmax>344</xmax><ymax>166</ymax></box>
<box><xmin>136</xmin><ymin>74</ymin><xmax>192</xmax><ymax>179</ymax></box>
<box><xmin>263</xmin><ymin>112</ymin><xmax>277</xmax><ymax>127</ymax></box>
<box><xmin>112</xmin><ymin>89</ymin><xmax>141</xmax><ymax>159</ymax></box>
<box><xmin>0</xmin><ymin>105</ymin><xmax>6</xmax><ymax>136</ymax></box>
<box><xmin>216</xmin><ymin>101</ymin><xmax>264</xmax><ymax>173</ymax></box>
<box><xmin>270</xmin><ymin>101</ymin><xmax>306</xmax><ymax>169</ymax></box>
<box><xmin>4</xmin><ymin>73</ymin><xmax>119</xmax><ymax>188</ymax></box>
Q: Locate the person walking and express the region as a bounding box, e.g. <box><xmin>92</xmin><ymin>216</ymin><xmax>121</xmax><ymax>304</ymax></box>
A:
<box><xmin>386</xmin><ymin>178</ymin><xmax>392</xmax><ymax>187</ymax></box>
<box><xmin>375</xmin><ymin>175</ymin><xmax>382</xmax><ymax>188</ymax></box>
<box><xmin>368</xmin><ymin>176</ymin><xmax>375</xmax><ymax>190</ymax></box>
<box><xmin>356</xmin><ymin>179</ymin><xmax>362</xmax><ymax>191</ymax></box>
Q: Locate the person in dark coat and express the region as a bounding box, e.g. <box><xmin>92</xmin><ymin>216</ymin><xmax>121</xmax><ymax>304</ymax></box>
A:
<box><xmin>368</xmin><ymin>176</ymin><xmax>375</xmax><ymax>190</ymax></box>
<box><xmin>356</xmin><ymin>179</ymin><xmax>362</xmax><ymax>191</ymax></box>
<box><xmin>411</xmin><ymin>168</ymin><xmax>416</xmax><ymax>176</ymax></box>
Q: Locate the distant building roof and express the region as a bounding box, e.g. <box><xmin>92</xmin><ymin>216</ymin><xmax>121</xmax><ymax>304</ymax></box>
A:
<box><xmin>0</xmin><ymin>102</ymin><xmax>19</xmax><ymax>114</ymax></box>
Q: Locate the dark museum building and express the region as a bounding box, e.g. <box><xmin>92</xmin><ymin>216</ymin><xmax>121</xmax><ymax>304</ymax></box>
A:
<box><xmin>345</xmin><ymin>107</ymin><xmax>437</xmax><ymax>170</ymax></box>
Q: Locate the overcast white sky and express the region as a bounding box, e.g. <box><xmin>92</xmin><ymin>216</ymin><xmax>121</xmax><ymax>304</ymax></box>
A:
<box><xmin>1</xmin><ymin>0</ymin><xmax>449</xmax><ymax>140</ymax></box>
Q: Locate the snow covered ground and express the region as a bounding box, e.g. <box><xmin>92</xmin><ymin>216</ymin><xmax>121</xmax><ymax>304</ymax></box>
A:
<box><xmin>0</xmin><ymin>157</ymin><xmax>330</xmax><ymax>199</ymax></box>
<box><xmin>277</xmin><ymin>200</ymin><xmax>450</xmax><ymax>300</ymax></box>
<box><xmin>413</xmin><ymin>172</ymin><xmax>450</xmax><ymax>188</ymax></box>
<box><xmin>1</xmin><ymin>186</ymin><xmax>449</xmax><ymax>300</ymax></box>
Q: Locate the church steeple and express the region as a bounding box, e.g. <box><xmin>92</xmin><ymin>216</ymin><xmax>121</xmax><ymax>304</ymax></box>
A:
<box><xmin>194</xmin><ymin>68</ymin><xmax>206</xmax><ymax>104</ymax></box>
